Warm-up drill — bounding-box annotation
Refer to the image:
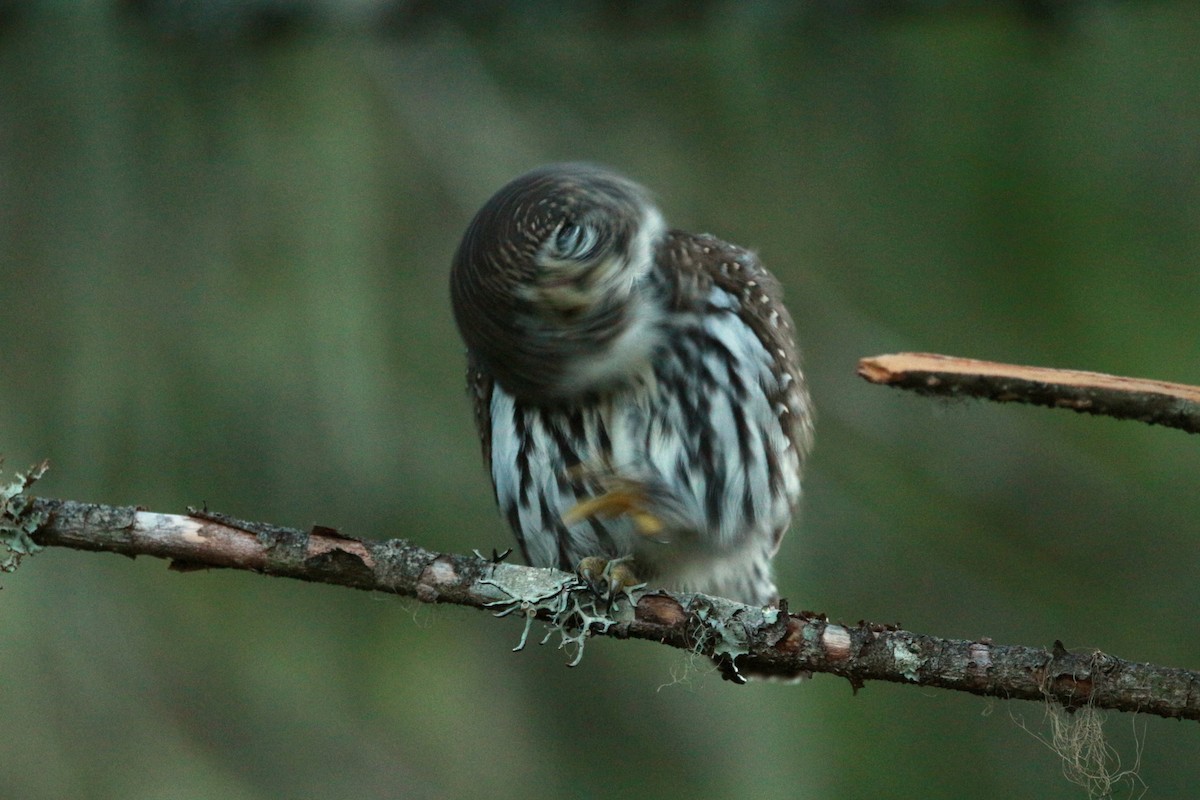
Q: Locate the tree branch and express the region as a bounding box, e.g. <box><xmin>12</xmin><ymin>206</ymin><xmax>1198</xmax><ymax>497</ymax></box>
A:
<box><xmin>858</xmin><ymin>352</ymin><xmax>1200</xmax><ymax>434</ymax></box>
<box><xmin>6</xmin><ymin>492</ymin><xmax>1199</xmax><ymax>719</ymax></box>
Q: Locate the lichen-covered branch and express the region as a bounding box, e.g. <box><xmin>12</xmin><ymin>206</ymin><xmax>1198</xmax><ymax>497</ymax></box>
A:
<box><xmin>8</xmin><ymin>493</ymin><xmax>1200</xmax><ymax>719</ymax></box>
<box><xmin>858</xmin><ymin>352</ymin><xmax>1200</xmax><ymax>434</ymax></box>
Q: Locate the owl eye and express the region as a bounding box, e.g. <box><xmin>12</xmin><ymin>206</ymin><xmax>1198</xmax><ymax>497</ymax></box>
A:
<box><xmin>552</xmin><ymin>221</ymin><xmax>600</xmax><ymax>261</ymax></box>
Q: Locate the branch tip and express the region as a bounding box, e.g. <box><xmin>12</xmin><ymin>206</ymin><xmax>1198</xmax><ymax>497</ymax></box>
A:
<box><xmin>858</xmin><ymin>352</ymin><xmax>1200</xmax><ymax>433</ymax></box>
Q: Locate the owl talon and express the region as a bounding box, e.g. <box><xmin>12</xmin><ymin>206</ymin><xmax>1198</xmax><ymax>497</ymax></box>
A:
<box><xmin>577</xmin><ymin>555</ymin><xmax>645</xmax><ymax>607</ymax></box>
<box><xmin>562</xmin><ymin>482</ymin><xmax>667</xmax><ymax>540</ymax></box>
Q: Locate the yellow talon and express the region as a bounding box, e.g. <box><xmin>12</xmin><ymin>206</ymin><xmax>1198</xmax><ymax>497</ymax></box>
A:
<box><xmin>629</xmin><ymin>510</ymin><xmax>664</xmax><ymax>537</ymax></box>
<box><xmin>562</xmin><ymin>488</ymin><xmax>638</xmax><ymax>523</ymax></box>
<box><xmin>562</xmin><ymin>485</ymin><xmax>665</xmax><ymax>538</ymax></box>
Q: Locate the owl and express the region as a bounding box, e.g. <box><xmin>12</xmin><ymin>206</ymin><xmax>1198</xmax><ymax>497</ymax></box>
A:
<box><xmin>450</xmin><ymin>164</ymin><xmax>812</xmax><ymax>606</ymax></box>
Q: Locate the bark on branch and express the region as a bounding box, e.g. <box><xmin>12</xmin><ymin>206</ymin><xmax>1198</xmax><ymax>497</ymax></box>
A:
<box><xmin>6</xmin><ymin>494</ymin><xmax>1199</xmax><ymax>719</ymax></box>
<box><xmin>858</xmin><ymin>352</ymin><xmax>1200</xmax><ymax>434</ymax></box>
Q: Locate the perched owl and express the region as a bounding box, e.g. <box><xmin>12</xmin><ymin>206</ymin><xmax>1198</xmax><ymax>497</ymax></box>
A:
<box><xmin>450</xmin><ymin>164</ymin><xmax>812</xmax><ymax>606</ymax></box>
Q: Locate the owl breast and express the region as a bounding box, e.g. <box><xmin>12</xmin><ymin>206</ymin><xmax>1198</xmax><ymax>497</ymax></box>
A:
<box><xmin>487</xmin><ymin>281</ymin><xmax>801</xmax><ymax>605</ymax></box>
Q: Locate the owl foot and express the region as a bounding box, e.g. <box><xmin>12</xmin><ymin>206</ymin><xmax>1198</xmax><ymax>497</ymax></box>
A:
<box><xmin>562</xmin><ymin>478</ymin><xmax>667</xmax><ymax>540</ymax></box>
<box><xmin>576</xmin><ymin>555</ymin><xmax>645</xmax><ymax>609</ymax></box>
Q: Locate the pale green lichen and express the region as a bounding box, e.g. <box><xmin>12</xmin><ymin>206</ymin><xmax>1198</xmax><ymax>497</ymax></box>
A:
<box><xmin>0</xmin><ymin>460</ymin><xmax>50</xmax><ymax>572</ymax></box>
<box><xmin>480</xmin><ymin>560</ymin><xmax>778</xmax><ymax>678</ymax></box>
<box><xmin>891</xmin><ymin>638</ymin><xmax>923</xmax><ymax>682</ymax></box>
<box><xmin>691</xmin><ymin>597</ymin><xmax>750</xmax><ymax>664</ymax></box>
<box><xmin>480</xmin><ymin>561</ymin><xmax>640</xmax><ymax>667</ymax></box>
<box><xmin>689</xmin><ymin>597</ymin><xmax>784</xmax><ymax>683</ymax></box>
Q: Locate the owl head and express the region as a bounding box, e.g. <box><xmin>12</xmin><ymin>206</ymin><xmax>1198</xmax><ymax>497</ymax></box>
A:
<box><xmin>451</xmin><ymin>164</ymin><xmax>667</xmax><ymax>402</ymax></box>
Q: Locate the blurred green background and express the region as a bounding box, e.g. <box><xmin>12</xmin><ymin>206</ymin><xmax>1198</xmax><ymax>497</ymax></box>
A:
<box><xmin>3</xmin><ymin>2</ymin><xmax>1199</xmax><ymax>798</ymax></box>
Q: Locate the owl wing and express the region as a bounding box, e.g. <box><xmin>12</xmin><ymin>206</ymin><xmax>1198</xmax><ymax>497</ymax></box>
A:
<box><xmin>664</xmin><ymin>230</ymin><xmax>814</xmax><ymax>465</ymax></box>
<box><xmin>465</xmin><ymin>352</ymin><xmax>497</xmax><ymax>498</ymax></box>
